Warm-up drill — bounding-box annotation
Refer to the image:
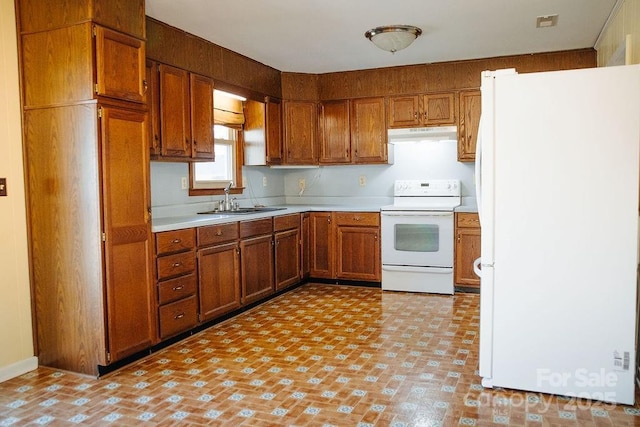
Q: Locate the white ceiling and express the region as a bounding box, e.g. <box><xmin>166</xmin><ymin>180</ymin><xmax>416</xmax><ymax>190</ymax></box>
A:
<box><xmin>146</xmin><ymin>0</ymin><xmax>618</xmax><ymax>74</ymax></box>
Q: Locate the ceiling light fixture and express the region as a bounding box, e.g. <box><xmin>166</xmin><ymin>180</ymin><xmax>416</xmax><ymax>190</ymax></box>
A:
<box><xmin>365</xmin><ymin>25</ymin><xmax>423</xmax><ymax>54</ymax></box>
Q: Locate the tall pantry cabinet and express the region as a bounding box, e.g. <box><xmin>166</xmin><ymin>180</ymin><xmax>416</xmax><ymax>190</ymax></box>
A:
<box><xmin>17</xmin><ymin>0</ymin><xmax>155</xmax><ymax>375</ymax></box>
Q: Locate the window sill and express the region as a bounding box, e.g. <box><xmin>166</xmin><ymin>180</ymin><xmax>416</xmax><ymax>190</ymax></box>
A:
<box><xmin>189</xmin><ymin>187</ymin><xmax>244</xmax><ymax>197</ymax></box>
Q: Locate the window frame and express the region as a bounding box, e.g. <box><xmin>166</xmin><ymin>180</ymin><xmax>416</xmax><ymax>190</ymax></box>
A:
<box><xmin>188</xmin><ymin>128</ymin><xmax>245</xmax><ymax>196</ymax></box>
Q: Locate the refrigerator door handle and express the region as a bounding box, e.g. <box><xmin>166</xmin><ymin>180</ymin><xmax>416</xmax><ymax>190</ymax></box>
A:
<box><xmin>473</xmin><ymin>257</ymin><xmax>482</xmax><ymax>277</ymax></box>
<box><xmin>475</xmin><ymin>115</ymin><xmax>483</xmax><ymax>224</ymax></box>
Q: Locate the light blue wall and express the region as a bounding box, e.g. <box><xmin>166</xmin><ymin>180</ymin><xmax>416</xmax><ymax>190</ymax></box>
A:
<box><xmin>150</xmin><ymin>139</ymin><xmax>475</xmax><ymax>215</ymax></box>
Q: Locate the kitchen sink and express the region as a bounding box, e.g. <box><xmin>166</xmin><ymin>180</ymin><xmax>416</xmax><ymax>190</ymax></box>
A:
<box><xmin>198</xmin><ymin>207</ymin><xmax>287</xmax><ymax>215</ymax></box>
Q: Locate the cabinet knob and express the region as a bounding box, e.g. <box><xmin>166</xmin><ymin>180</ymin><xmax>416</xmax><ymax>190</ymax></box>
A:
<box><xmin>172</xmin><ymin>285</ymin><xmax>184</xmax><ymax>291</ymax></box>
<box><xmin>142</xmin><ymin>79</ymin><xmax>148</xmax><ymax>94</ymax></box>
<box><xmin>171</xmin><ymin>238</ymin><xmax>182</xmax><ymax>244</ymax></box>
<box><xmin>172</xmin><ymin>262</ymin><xmax>182</xmax><ymax>268</ymax></box>
<box><xmin>215</xmin><ymin>231</ymin><xmax>223</xmax><ymax>236</ymax></box>
<box><xmin>174</xmin><ymin>313</ymin><xmax>185</xmax><ymax>320</ymax></box>
<box><xmin>353</xmin><ymin>216</ymin><xmax>362</xmax><ymax>221</ymax></box>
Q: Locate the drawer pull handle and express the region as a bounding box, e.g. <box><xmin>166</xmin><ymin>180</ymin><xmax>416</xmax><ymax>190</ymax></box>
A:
<box><xmin>175</xmin><ymin>313</ymin><xmax>185</xmax><ymax>320</ymax></box>
<box><xmin>172</xmin><ymin>262</ymin><xmax>182</xmax><ymax>268</ymax></box>
<box><xmin>353</xmin><ymin>216</ymin><xmax>362</xmax><ymax>221</ymax></box>
<box><xmin>172</xmin><ymin>285</ymin><xmax>184</xmax><ymax>291</ymax></box>
<box><xmin>171</xmin><ymin>239</ymin><xmax>182</xmax><ymax>244</ymax></box>
<box><xmin>215</xmin><ymin>231</ymin><xmax>223</xmax><ymax>236</ymax></box>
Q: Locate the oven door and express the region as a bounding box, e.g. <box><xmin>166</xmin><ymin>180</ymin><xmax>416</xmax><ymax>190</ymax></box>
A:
<box><xmin>381</xmin><ymin>210</ymin><xmax>454</xmax><ymax>268</ymax></box>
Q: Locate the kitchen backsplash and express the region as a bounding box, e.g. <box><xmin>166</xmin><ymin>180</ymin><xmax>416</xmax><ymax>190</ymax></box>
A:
<box><xmin>150</xmin><ymin>138</ymin><xmax>475</xmax><ymax>217</ymax></box>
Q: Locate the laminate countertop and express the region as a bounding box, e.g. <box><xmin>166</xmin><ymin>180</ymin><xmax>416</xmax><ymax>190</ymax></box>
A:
<box><xmin>152</xmin><ymin>205</ymin><xmax>384</xmax><ymax>233</ymax></box>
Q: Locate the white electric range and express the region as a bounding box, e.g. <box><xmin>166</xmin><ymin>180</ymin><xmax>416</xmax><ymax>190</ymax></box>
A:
<box><xmin>380</xmin><ymin>179</ymin><xmax>461</xmax><ymax>294</ymax></box>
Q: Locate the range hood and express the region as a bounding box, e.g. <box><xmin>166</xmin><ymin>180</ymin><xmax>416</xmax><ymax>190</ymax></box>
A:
<box><xmin>388</xmin><ymin>125</ymin><xmax>457</xmax><ymax>141</ymax></box>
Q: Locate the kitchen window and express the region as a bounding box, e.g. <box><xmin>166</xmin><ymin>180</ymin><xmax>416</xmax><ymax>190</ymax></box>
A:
<box><xmin>192</xmin><ymin>125</ymin><xmax>237</xmax><ymax>190</ymax></box>
<box><xmin>189</xmin><ymin>89</ymin><xmax>246</xmax><ymax>196</ymax></box>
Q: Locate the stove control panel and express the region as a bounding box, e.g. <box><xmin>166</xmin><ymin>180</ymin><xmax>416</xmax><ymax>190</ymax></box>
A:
<box><xmin>394</xmin><ymin>179</ymin><xmax>460</xmax><ymax>197</ymax></box>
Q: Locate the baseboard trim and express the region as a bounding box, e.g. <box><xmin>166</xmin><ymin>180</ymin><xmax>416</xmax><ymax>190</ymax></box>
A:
<box><xmin>0</xmin><ymin>356</ymin><xmax>38</xmax><ymax>383</ymax></box>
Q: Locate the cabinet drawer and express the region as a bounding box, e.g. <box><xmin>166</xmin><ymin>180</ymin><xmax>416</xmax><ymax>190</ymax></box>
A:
<box><xmin>334</xmin><ymin>212</ymin><xmax>379</xmax><ymax>226</ymax></box>
<box><xmin>158</xmin><ymin>295</ymin><xmax>198</xmax><ymax>339</ymax></box>
<box><xmin>157</xmin><ymin>250</ymin><xmax>196</xmax><ymax>280</ymax></box>
<box><xmin>240</xmin><ymin>218</ymin><xmax>273</xmax><ymax>238</ymax></box>
<box><xmin>198</xmin><ymin>222</ymin><xmax>239</xmax><ymax>247</ymax></box>
<box><xmin>158</xmin><ymin>274</ymin><xmax>197</xmax><ymax>305</ymax></box>
<box><xmin>456</xmin><ymin>213</ymin><xmax>480</xmax><ymax>228</ymax></box>
<box><xmin>156</xmin><ymin>228</ymin><xmax>196</xmax><ymax>255</ymax></box>
<box><xmin>273</xmin><ymin>213</ymin><xmax>300</xmax><ymax>232</ymax></box>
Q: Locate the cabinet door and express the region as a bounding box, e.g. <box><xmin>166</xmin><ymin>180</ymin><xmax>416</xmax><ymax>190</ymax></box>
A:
<box><xmin>240</xmin><ymin>234</ymin><xmax>274</xmax><ymax>304</ymax></box>
<box><xmin>458</xmin><ymin>90</ymin><xmax>481</xmax><ymax>162</ymax></box>
<box><xmin>100</xmin><ymin>106</ymin><xmax>155</xmax><ymax>362</ymax></box>
<box><xmin>190</xmin><ymin>73</ymin><xmax>215</xmax><ymax>159</ymax></box>
<box><xmin>301</xmin><ymin>213</ymin><xmax>310</xmax><ymax>278</ymax></box>
<box><xmin>275</xmin><ymin>228</ymin><xmax>301</xmax><ymax>291</ymax></box>
<box><xmin>284</xmin><ymin>101</ymin><xmax>317</xmax><ymax>164</ymax></box>
<box><xmin>266</xmin><ymin>97</ymin><xmax>284</xmax><ymax>165</ymax></box>
<box><xmin>146</xmin><ymin>60</ymin><xmax>161</xmax><ymax>156</ymax></box>
<box><xmin>423</xmin><ymin>92</ymin><xmax>456</xmax><ymax>125</ymax></box>
<box><xmin>93</xmin><ymin>0</ymin><xmax>145</xmax><ymax>39</ymax></box>
<box><xmin>455</xmin><ymin>228</ymin><xmax>481</xmax><ymax>286</ymax></box>
<box><xmin>198</xmin><ymin>242</ymin><xmax>241</xmax><ymax>321</ymax></box>
<box><xmin>319</xmin><ymin>100</ymin><xmax>351</xmax><ymax>164</ymax></box>
<box><xmin>243</xmin><ymin>99</ymin><xmax>267</xmax><ymax>166</ymax></box>
<box><xmin>336</xmin><ymin>225</ymin><xmax>381</xmax><ymax>281</ymax></box>
<box><xmin>159</xmin><ymin>64</ymin><xmax>191</xmax><ymax>157</ymax></box>
<box><xmin>309</xmin><ymin>212</ymin><xmax>333</xmax><ymax>278</ymax></box>
<box><xmin>94</xmin><ymin>26</ymin><xmax>145</xmax><ymax>103</ymax></box>
<box><xmin>351</xmin><ymin>97</ymin><xmax>387</xmax><ymax>163</ymax></box>
<box><xmin>387</xmin><ymin>95</ymin><xmax>421</xmax><ymax>128</ymax></box>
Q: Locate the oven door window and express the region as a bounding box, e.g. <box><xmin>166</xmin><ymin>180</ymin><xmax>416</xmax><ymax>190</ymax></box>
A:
<box><xmin>395</xmin><ymin>224</ymin><xmax>439</xmax><ymax>252</ymax></box>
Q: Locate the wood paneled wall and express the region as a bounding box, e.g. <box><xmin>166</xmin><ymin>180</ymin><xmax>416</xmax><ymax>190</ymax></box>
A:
<box><xmin>596</xmin><ymin>0</ymin><xmax>640</xmax><ymax>66</ymax></box>
<box><xmin>146</xmin><ymin>17</ymin><xmax>282</xmax><ymax>99</ymax></box>
<box><xmin>282</xmin><ymin>49</ymin><xmax>595</xmax><ymax>101</ymax></box>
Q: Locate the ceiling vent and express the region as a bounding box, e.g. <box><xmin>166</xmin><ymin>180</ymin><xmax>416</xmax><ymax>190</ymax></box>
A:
<box><xmin>536</xmin><ymin>15</ymin><xmax>559</xmax><ymax>28</ymax></box>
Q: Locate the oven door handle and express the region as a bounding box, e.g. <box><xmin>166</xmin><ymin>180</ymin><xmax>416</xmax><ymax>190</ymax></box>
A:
<box><xmin>382</xmin><ymin>265</ymin><xmax>452</xmax><ymax>274</ymax></box>
<box><xmin>380</xmin><ymin>211</ymin><xmax>453</xmax><ymax>217</ymax></box>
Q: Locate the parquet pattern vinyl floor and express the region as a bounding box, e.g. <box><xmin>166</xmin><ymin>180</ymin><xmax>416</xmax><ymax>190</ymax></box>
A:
<box><xmin>1</xmin><ymin>283</ymin><xmax>640</xmax><ymax>426</ymax></box>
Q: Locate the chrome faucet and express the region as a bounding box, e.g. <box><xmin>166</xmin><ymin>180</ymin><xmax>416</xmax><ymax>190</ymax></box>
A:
<box><xmin>223</xmin><ymin>181</ymin><xmax>233</xmax><ymax>211</ymax></box>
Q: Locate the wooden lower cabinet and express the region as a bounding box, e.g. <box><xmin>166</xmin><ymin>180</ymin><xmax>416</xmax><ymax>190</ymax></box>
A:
<box><xmin>454</xmin><ymin>212</ymin><xmax>481</xmax><ymax>287</ymax></box>
<box><xmin>240</xmin><ymin>218</ymin><xmax>275</xmax><ymax>304</ymax></box>
<box><xmin>310</xmin><ymin>212</ymin><xmax>381</xmax><ymax>282</ymax></box>
<box><xmin>301</xmin><ymin>213</ymin><xmax>311</xmax><ymax>279</ymax></box>
<box><xmin>274</xmin><ymin>214</ymin><xmax>301</xmax><ymax>291</ymax></box>
<box><xmin>310</xmin><ymin>212</ymin><xmax>334</xmax><ymax>278</ymax></box>
<box><xmin>334</xmin><ymin>212</ymin><xmax>381</xmax><ymax>281</ymax></box>
<box><xmin>198</xmin><ymin>242</ymin><xmax>241</xmax><ymax>321</ymax></box>
<box><xmin>155</xmin><ymin>228</ymin><xmax>198</xmax><ymax>340</ymax></box>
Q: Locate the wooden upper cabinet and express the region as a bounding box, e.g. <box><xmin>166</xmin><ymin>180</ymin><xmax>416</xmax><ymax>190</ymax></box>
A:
<box><xmin>319</xmin><ymin>100</ymin><xmax>351</xmax><ymax>164</ymax></box>
<box><xmin>284</xmin><ymin>101</ymin><xmax>317</xmax><ymax>164</ymax></box>
<box><xmin>350</xmin><ymin>97</ymin><xmax>387</xmax><ymax>163</ymax></box>
<box><xmin>19</xmin><ymin>0</ymin><xmax>145</xmax><ymax>38</ymax></box>
<box><xmin>243</xmin><ymin>97</ymin><xmax>283</xmax><ymax>166</ymax></box>
<box><xmin>266</xmin><ymin>97</ymin><xmax>284</xmax><ymax>165</ymax></box>
<box><xmin>94</xmin><ymin>26</ymin><xmax>145</xmax><ymax>103</ymax></box>
<box><xmin>388</xmin><ymin>92</ymin><xmax>455</xmax><ymax>128</ymax></box>
<box><xmin>190</xmin><ymin>73</ymin><xmax>215</xmax><ymax>159</ymax></box>
<box><xmin>387</xmin><ymin>95</ymin><xmax>421</xmax><ymax>128</ymax></box>
<box><xmin>458</xmin><ymin>90</ymin><xmax>481</xmax><ymax>162</ymax></box>
<box><xmin>423</xmin><ymin>92</ymin><xmax>456</xmax><ymax>125</ymax></box>
<box><xmin>146</xmin><ymin>60</ymin><xmax>161</xmax><ymax>156</ymax></box>
<box><xmin>158</xmin><ymin>64</ymin><xmax>191</xmax><ymax>158</ymax></box>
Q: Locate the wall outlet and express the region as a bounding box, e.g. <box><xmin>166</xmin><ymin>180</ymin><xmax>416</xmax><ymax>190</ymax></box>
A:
<box><xmin>0</xmin><ymin>178</ymin><xmax>6</xmax><ymax>196</ymax></box>
<box><xmin>262</xmin><ymin>176</ymin><xmax>268</xmax><ymax>187</ymax></box>
<box><xmin>298</xmin><ymin>178</ymin><xmax>306</xmax><ymax>192</ymax></box>
<box><xmin>359</xmin><ymin>175</ymin><xmax>367</xmax><ymax>187</ymax></box>
<box><xmin>181</xmin><ymin>176</ymin><xmax>188</xmax><ymax>190</ymax></box>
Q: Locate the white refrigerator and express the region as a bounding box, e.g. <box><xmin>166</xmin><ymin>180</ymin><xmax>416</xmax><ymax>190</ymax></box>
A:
<box><xmin>476</xmin><ymin>65</ymin><xmax>640</xmax><ymax>405</ymax></box>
